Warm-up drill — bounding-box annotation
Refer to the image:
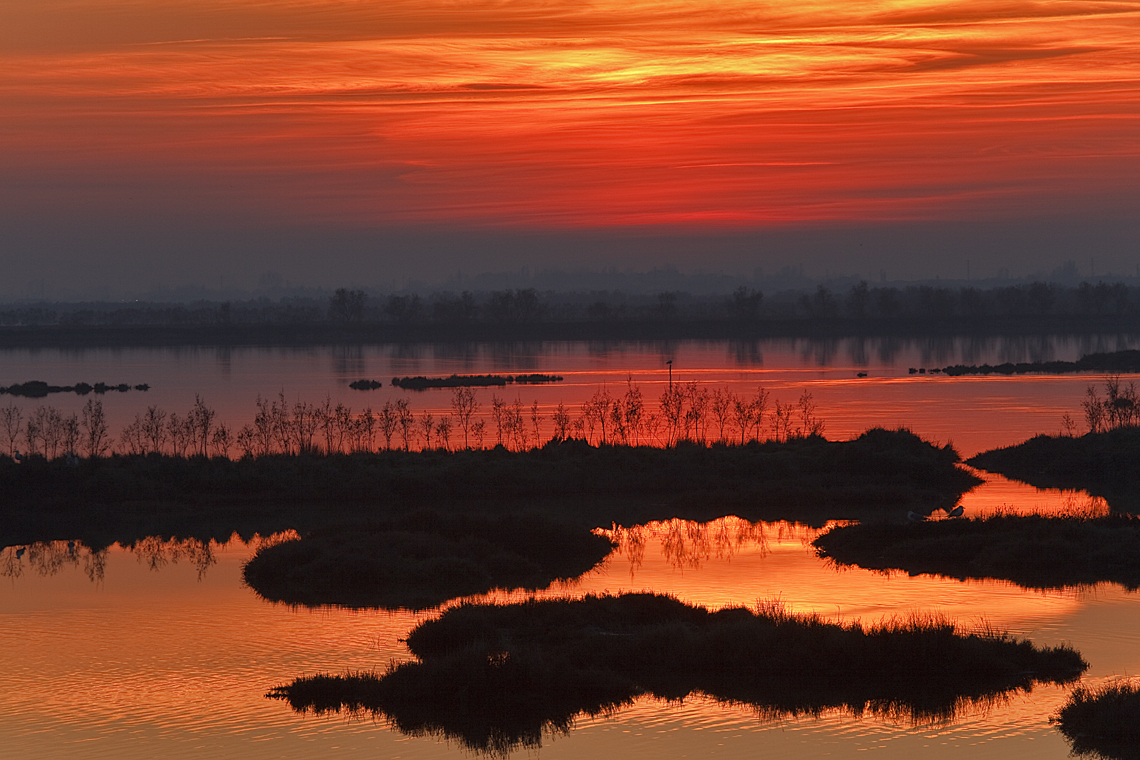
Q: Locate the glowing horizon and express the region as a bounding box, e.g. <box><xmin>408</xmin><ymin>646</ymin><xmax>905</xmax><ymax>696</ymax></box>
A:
<box><xmin>4</xmin><ymin>0</ymin><xmax>1138</xmax><ymax>233</ymax></box>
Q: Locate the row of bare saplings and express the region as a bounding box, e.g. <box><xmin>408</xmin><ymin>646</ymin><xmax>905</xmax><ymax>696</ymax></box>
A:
<box><xmin>0</xmin><ymin>381</ymin><xmax>825</xmax><ymax>460</ymax></box>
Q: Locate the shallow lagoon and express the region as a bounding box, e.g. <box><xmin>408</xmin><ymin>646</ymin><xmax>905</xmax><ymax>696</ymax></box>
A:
<box><xmin>1</xmin><ymin>336</ymin><xmax>1138</xmax><ymax>758</ymax></box>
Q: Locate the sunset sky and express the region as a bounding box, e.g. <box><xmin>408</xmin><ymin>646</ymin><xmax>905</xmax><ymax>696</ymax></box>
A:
<box><xmin>2</xmin><ymin>0</ymin><xmax>1138</xmax><ymax>295</ymax></box>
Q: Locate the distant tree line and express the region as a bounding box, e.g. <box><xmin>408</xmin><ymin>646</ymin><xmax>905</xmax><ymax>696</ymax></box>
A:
<box><xmin>2</xmin><ymin>281</ymin><xmax>1138</xmax><ymax>335</ymax></box>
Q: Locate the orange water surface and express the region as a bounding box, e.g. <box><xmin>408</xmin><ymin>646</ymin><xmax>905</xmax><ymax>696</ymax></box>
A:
<box><xmin>1</xmin><ymin>336</ymin><xmax>1138</xmax><ymax>758</ymax></box>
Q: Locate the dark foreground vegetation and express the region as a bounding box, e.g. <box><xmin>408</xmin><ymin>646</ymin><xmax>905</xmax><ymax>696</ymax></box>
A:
<box><xmin>939</xmin><ymin>350</ymin><xmax>1140</xmax><ymax>377</ymax></box>
<box><xmin>268</xmin><ymin>593</ymin><xmax>1086</xmax><ymax>755</ymax></box>
<box><xmin>242</xmin><ymin>513</ymin><xmax>614</xmax><ymax>610</ymax></box>
<box><xmin>0</xmin><ymin>380</ymin><xmax>148</xmax><ymax>397</ymax></box>
<box><xmin>0</xmin><ymin>428</ymin><xmax>980</xmax><ymax>548</ymax></box>
<box><xmin>3</xmin><ymin>279</ymin><xmax>1140</xmax><ymax>346</ymax></box>
<box><xmin>968</xmin><ymin>427</ymin><xmax>1140</xmax><ymax>513</ymax></box>
<box><xmin>390</xmin><ymin>374</ymin><xmax>563</xmax><ymax>391</ymax></box>
<box><xmin>1053</xmin><ymin>681</ymin><xmax>1140</xmax><ymax>760</ymax></box>
<box><xmin>813</xmin><ymin>514</ymin><xmax>1140</xmax><ymax>590</ymax></box>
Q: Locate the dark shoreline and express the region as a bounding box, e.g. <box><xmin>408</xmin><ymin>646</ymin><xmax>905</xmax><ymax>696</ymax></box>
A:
<box><xmin>968</xmin><ymin>427</ymin><xmax>1140</xmax><ymax>512</ymax></box>
<box><xmin>939</xmin><ymin>350</ymin><xmax>1140</xmax><ymax>376</ymax></box>
<box><xmin>1</xmin><ymin>314</ymin><xmax>1139</xmax><ymax>349</ymax></box>
<box><xmin>813</xmin><ymin>514</ymin><xmax>1140</xmax><ymax>590</ymax></box>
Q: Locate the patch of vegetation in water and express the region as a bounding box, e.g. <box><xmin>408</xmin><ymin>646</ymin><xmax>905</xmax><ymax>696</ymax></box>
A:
<box><xmin>268</xmin><ymin>593</ymin><xmax>1086</xmax><ymax>756</ymax></box>
<box><xmin>1053</xmin><ymin>680</ymin><xmax>1140</xmax><ymax>760</ymax></box>
<box><xmin>968</xmin><ymin>427</ymin><xmax>1140</xmax><ymax>512</ymax></box>
<box><xmin>0</xmin><ymin>380</ymin><xmax>147</xmax><ymax>397</ymax></box>
<box><xmin>390</xmin><ymin>374</ymin><xmax>564</xmax><ymax>390</ymax></box>
<box><xmin>813</xmin><ymin>514</ymin><xmax>1140</xmax><ymax>590</ymax></box>
<box><xmin>939</xmin><ymin>350</ymin><xmax>1140</xmax><ymax>377</ymax></box>
<box><xmin>242</xmin><ymin>513</ymin><xmax>615</xmax><ymax>610</ymax></box>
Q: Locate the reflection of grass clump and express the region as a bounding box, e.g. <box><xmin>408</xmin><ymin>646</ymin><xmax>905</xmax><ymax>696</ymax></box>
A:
<box><xmin>269</xmin><ymin>593</ymin><xmax>1086</xmax><ymax>755</ymax></box>
<box><xmin>242</xmin><ymin>513</ymin><xmax>614</xmax><ymax>610</ymax></box>
<box><xmin>1053</xmin><ymin>681</ymin><xmax>1140</xmax><ymax>760</ymax></box>
<box><xmin>813</xmin><ymin>514</ymin><xmax>1140</xmax><ymax>590</ymax></box>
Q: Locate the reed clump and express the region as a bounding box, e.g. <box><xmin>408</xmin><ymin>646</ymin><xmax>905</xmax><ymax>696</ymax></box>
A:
<box><xmin>813</xmin><ymin>514</ymin><xmax>1140</xmax><ymax>589</ymax></box>
<box><xmin>268</xmin><ymin>593</ymin><xmax>1086</xmax><ymax>755</ymax></box>
<box><xmin>1053</xmin><ymin>680</ymin><xmax>1140</xmax><ymax>759</ymax></box>
<box><xmin>242</xmin><ymin>513</ymin><xmax>615</xmax><ymax>610</ymax></box>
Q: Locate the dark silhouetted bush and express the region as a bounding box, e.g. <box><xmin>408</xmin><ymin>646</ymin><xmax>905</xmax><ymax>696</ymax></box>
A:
<box><xmin>269</xmin><ymin>593</ymin><xmax>1086</xmax><ymax>754</ymax></box>
<box><xmin>242</xmin><ymin>513</ymin><xmax>614</xmax><ymax>610</ymax></box>
<box><xmin>1053</xmin><ymin>680</ymin><xmax>1140</xmax><ymax>760</ymax></box>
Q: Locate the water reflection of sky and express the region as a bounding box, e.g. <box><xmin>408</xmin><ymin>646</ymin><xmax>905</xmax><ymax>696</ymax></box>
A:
<box><xmin>3</xmin><ymin>507</ymin><xmax>1137</xmax><ymax>759</ymax></box>
<box><xmin>2</xmin><ymin>338</ymin><xmax>1138</xmax><ymax>758</ymax></box>
<box><xmin>3</xmin><ymin>335</ymin><xmax>1140</xmax><ymax>456</ymax></box>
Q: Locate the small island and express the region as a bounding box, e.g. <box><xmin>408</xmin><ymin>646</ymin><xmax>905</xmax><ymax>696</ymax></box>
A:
<box><xmin>269</xmin><ymin>592</ymin><xmax>1086</xmax><ymax>754</ymax></box>
<box><xmin>813</xmin><ymin>514</ymin><xmax>1140</xmax><ymax>590</ymax></box>
<box><xmin>242</xmin><ymin>512</ymin><xmax>614</xmax><ymax>610</ymax></box>
<box><xmin>390</xmin><ymin>374</ymin><xmax>564</xmax><ymax>390</ymax></box>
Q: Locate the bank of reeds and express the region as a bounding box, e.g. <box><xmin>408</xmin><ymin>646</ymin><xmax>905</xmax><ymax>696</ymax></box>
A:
<box><xmin>813</xmin><ymin>514</ymin><xmax>1140</xmax><ymax>589</ymax></box>
<box><xmin>242</xmin><ymin>513</ymin><xmax>614</xmax><ymax>609</ymax></box>
<box><xmin>0</xmin><ymin>428</ymin><xmax>981</xmax><ymax>548</ymax></box>
<box><xmin>1053</xmin><ymin>680</ymin><xmax>1140</xmax><ymax>760</ymax></box>
<box><xmin>269</xmin><ymin>593</ymin><xmax>1086</xmax><ymax>755</ymax></box>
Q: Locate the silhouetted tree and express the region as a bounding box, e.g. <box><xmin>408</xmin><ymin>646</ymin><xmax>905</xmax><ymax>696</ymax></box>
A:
<box><xmin>188</xmin><ymin>394</ymin><xmax>216</xmax><ymax>456</ymax></box>
<box><xmin>385</xmin><ymin>294</ymin><xmax>422</xmax><ymax>323</ymax></box>
<box><xmin>329</xmin><ymin>288</ymin><xmax>366</xmax><ymax>323</ymax></box>
<box><xmin>436</xmin><ymin>415</ymin><xmax>453</xmax><ymax>450</ymax></box>
<box><xmin>81</xmin><ymin>399</ymin><xmax>109</xmax><ymax>457</ymax></box>
<box><xmin>845</xmin><ymin>281</ymin><xmax>869</xmax><ymax>319</ymax></box>
<box><xmin>728</xmin><ymin>286</ymin><xmax>763</xmax><ymax>321</ymax></box>
<box><xmin>1</xmin><ymin>403</ymin><xmax>22</xmax><ymax>456</ymax></box>
<box><xmin>551</xmin><ymin>402</ymin><xmax>571</xmax><ymax>441</ymax></box>
<box><xmin>395</xmin><ymin>398</ymin><xmax>414</xmax><ymax>450</ymax></box>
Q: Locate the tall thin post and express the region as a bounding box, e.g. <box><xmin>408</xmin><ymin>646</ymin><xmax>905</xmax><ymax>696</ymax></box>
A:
<box><xmin>667</xmin><ymin>360</ymin><xmax>673</xmax><ymax>390</ymax></box>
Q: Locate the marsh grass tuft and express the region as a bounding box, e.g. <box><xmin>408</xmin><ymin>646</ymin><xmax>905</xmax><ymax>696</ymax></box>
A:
<box><xmin>1053</xmin><ymin>680</ymin><xmax>1140</xmax><ymax>759</ymax></box>
<box><xmin>268</xmin><ymin>593</ymin><xmax>1086</xmax><ymax>755</ymax></box>
<box><xmin>813</xmin><ymin>514</ymin><xmax>1140</xmax><ymax>589</ymax></box>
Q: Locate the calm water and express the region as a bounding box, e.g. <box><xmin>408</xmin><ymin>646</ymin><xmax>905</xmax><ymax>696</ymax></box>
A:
<box><xmin>1</xmin><ymin>336</ymin><xmax>1137</xmax><ymax>759</ymax></box>
<box><xmin>2</xmin><ymin>333</ymin><xmax>1139</xmax><ymax>455</ymax></box>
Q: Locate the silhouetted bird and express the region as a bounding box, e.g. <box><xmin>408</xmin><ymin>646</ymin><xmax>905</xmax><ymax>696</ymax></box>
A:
<box><xmin>948</xmin><ymin>505</ymin><xmax>965</xmax><ymax>518</ymax></box>
<box><xmin>15</xmin><ymin>547</ymin><xmax>25</xmax><ymax>559</ymax></box>
<box><xmin>12</xmin><ymin>450</ymin><xmax>23</xmax><ymax>463</ymax></box>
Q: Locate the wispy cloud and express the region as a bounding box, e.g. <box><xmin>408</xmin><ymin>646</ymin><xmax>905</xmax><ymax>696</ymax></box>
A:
<box><xmin>2</xmin><ymin>0</ymin><xmax>1138</xmax><ymax>228</ymax></box>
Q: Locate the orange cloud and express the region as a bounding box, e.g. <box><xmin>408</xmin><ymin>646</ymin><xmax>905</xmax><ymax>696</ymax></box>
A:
<box><xmin>2</xmin><ymin>0</ymin><xmax>1137</xmax><ymax>228</ymax></box>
